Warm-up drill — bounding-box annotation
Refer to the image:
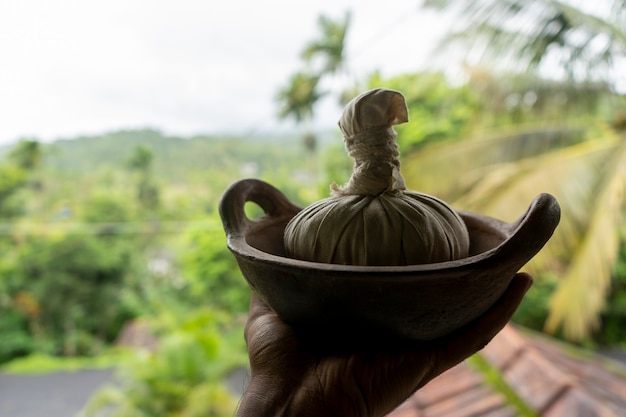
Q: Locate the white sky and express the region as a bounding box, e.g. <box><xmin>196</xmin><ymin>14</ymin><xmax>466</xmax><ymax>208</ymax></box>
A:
<box><xmin>0</xmin><ymin>0</ymin><xmax>452</xmax><ymax>146</ymax></box>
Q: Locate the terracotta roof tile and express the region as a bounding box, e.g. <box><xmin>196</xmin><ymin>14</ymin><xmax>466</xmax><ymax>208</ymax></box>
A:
<box><xmin>412</xmin><ymin>365</ymin><xmax>484</xmax><ymax>408</ymax></box>
<box><xmin>387</xmin><ymin>324</ymin><xmax>626</xmax><ymax>417</ymax></box>
<box><xmin>528</xmin><ymin>333</ymin><xmax>626</xmax><ymax>414</ymax></box>
<box><xmin>483</xmin><ymin>325</ymin><xmax>626</xmax><ymax>416</ymax></box>
<box><xmin>481</xmin><ymin>324</ymin><xmax>527</xmax><ymax>369</ymax></box>
<box><xmin>387</xmin><ymin>400</ymin><xmax>421</xmax><ymax>417</ymax></box>
<box><xmin>543</xmin><ymin>388</ymin><xmax>619</xmax><ymax>417</ymax></box>
<box><xmin>388</xmin><ymin>363</ymin><xmax>517</xmax><ymax>417</ymax></box>
<box><xmin>477</xmin><ymin>408</ymin><xmax>519</xmax><ymax>417</ymax></box>
<box><xmin>422</xmin><ymin>388</ymin><xmax>508</xmax><ymax>417</ymax></box>
<box><xmin>501</xmin><ymin>348</ymin><xmax>573</xmax><ymax>411</ymax></box>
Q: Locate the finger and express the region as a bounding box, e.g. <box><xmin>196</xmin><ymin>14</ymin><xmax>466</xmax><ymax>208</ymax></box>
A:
<box><xmin>430</xmin><ymin>272</ymin><xmax>533</xmax><ymax>376</ymax></box>
<box><xmin>245</xmin><ymin>291</ymin><xmax>274</xmax><ymax>343</ymax></box>
<box><xmin>248</xmin><ymin>291</ymin><xmax>273</xmax><ymax>321</ymax></box>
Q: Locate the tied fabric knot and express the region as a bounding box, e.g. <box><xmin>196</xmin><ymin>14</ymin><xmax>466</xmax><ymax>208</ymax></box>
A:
<box><xmin>331</xmin><ymin>126</ymin><xmax>406</xmax><ymax>196</ymax></box>
<box><xmin>332</xmin><ymin>88</ymin><xmax>409</xmax><ymax>196</ymax></box>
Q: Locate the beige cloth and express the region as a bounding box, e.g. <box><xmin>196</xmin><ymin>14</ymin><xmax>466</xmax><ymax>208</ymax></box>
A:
<box><xmin>333</xmin><ymin>88</ymin><xmax>409</xmax><ymax>196</ymax></box>
<box><xmin>338</xmin><ymin>88</ymin><xmax>408</xmax><ymax>137</ymax></box>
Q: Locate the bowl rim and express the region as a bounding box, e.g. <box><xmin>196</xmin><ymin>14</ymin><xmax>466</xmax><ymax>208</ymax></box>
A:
<box><xmin>220</xmin><ymin>179</ymin><xmax>561</xmax><ymax>277</ymax></box>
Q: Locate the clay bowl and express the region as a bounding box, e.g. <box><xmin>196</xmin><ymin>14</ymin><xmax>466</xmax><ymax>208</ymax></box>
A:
<box><xmin>219</xmin><ymin>178</ymin><xmax>560</xmax><ymax>341</ymax></box>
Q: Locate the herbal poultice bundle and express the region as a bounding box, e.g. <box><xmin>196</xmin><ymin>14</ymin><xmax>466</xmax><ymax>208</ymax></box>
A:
<box><xmin>284</xmin><ymin>88</ymin><xmax>470</xmax><ymax>266</ymax></box>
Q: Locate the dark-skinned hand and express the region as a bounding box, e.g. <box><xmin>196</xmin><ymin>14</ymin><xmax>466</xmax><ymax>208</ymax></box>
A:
<box><xmin>235</xmin><ymin>272</ymin><xmax>532</xmax><ymax>417</ymax></box>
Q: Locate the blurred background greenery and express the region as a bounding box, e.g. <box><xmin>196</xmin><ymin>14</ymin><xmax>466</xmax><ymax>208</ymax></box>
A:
<box><xmin>1</xmin><ymin>0</ymin><xmax>625</xmax><ymax>415</ymax></box>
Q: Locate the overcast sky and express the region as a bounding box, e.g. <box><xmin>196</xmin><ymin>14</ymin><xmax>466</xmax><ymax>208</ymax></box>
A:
<box><xmin>0</xmin><ymin>0</ymin><xmax>453</xmax><ymax>146</ymax></box>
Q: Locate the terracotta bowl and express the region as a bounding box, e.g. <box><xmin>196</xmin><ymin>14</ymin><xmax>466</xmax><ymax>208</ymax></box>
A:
<box><xmin>219</xmin><ymin>178</ymin><xmax>560</xmax><ymax>341</ymax></box>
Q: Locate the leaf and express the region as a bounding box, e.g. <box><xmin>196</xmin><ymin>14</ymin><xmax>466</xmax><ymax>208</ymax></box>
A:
<box><xmin>403</xmin><ymin>125</ymin><xmax>586</xmax><ymax>201</ymax></box>
<box><xmin>422</xmin><ymin>0</ymin><xmax>625</xmax><ymax>84</ymax></box>
<box><xmin>276</xmin><ymin>72</ymin><xmax>324</xmax><ymax>123</ymax></box>
<box><xmin>404</xmin><ymin>125</ymin><xmax>625</xmax><ymax>340</ymax></box>
<box><xmin>545</xmin><ymin>137</ymin><xmax>626</xmax><ymax>340</ymax></box>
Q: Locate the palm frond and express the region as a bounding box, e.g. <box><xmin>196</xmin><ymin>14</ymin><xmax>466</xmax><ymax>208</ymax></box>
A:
<box><xmin>555</xmin><ymin>1</ymin><xmax>626</xmax><ymax>46</ymax></box>
<box><xmin>276</xmin><ymin>72</ymin><xmax>324</xmax><ymax>123</ymax></box>
<box><xmin>433</xmin><ymin>133</ymin><xmax>625</xmax><ymax>341</ymax></box>
<box><xmin>545</xmin><ymin>137</ymin><xmax>626</xmax><ymax>340</ymax></box>
<box><xmin>402</xmin><ymin>125</ymin><xmax>586</xmax><ymax>201</ymax></box>
<box><xmin>301</xmin><ymin>11</ymin><xmax>351</xmax><ymax>74</ymax></box>
<box><xmin>405</xmin><ymin>126</ymin><xmax>625</xmax><ymax>340</ymax></box>
<box><xmin>474</xmin><ymin>139</ymin><xmax>614</xmax><ymax>260</ymax></box>
<box><xmin>423</xmin><ymin>0</ymin><xmax>626</xmax><ymax>82</ymax></box>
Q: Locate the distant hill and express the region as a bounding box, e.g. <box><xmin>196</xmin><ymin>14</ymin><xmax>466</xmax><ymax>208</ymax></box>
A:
<box><xmin>35</xmin><ymin>128</ymin><xmax>338</xmax><ymax>182</ymax></box>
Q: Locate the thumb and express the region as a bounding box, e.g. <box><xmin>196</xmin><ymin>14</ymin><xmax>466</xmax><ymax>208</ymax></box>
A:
<box><xmin>429</xmin><ymin>272</ymin><xmax>533</xmax><ymax>378</ymax></box>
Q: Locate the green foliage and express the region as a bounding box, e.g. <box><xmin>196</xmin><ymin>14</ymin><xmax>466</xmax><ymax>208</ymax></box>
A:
<box><xmin>464</xmin><ymin>68</ymin><xmax>613</xmax><ymax>127</ymax></box>
<box><xmin>9</xmin><ymin>232</ymin><xmax>138</xmax><ymax>356</ymax></box>
<box><xmin>0</xmin><ymin>129</ymin><xmax>313</xmax><ymax>368</ymax></box>
<box><xmin>469</xmin><ymin>354</ymin><xmax>537</xmax><ymax>416</ymax></box>
<box><xmin>83</xmin><ymin>309</ymin><xmax>243</xmax><ymax>417</ymax></box>
<box><xmin>0</xmin><ymin>310</ymin><xmax>34</xmax><ymax>363</ymax></box>
<box><xmin>1</xmin><ymin>349</ymin><xmax>132</xmax><ymax>374</ymax></box>
<box><xmin>361</xmin><ymin>66</ymin><xmax>626</xmax><ymax>344</ymax></box>
<box><xmin>413</xmin><ymin>0</ymin><xmax>625</xmax><ymax>342</ymax></box>
<box><xmin>423</xmin><ymin>0</ymin><xmax>625</xmax><ymax>88</ymax></box>
<box><xmin>597</xmin><ymin>228</ymin><xmax>626</xmax><ymax>346</ymax></box>
<box><xmin>0</xmin><ymin>171</ymin><xmax>144</xmax><ymax>363</ymax></box>
<box><xmin>8</xmin><ymin>139</ymin><xmax>42</xmax><ymax>170</ymax></box>
<box><xmin>0</xmin><ymin>139</ymin><xmax>43</xmax><ymax>218</ymax></box>
<box><xmin>81</xmin><ymin>192</ymin><xmax>131</xmax><ymax>223</ymax></box>
<box><xmin>401</xmin><ymin>123</ymin><xmax>625</xmax><ymax>343</ymax></box>
<box><xmin>513</xmin><ymin>273</ymin><xmax>559</xmax><ymax>332</ymax></box>
<box><xmin>277</xmin><ymin>72</ymin><xmax>325</xmax><ymax>123</ymax></box>
<box><xmin>180</xmin><ymin>383</ymin><xmax>238</xmax><ymax>417</ymax></box>
<box><xmin>179</xmin><ymin>220</ymin><xmax>249</xmax><ymax>314</ymax></box>
<box><xmin>277</xmin><ymin>11</ymin><xmax>350</xmax><ymax>125</ymax></box>
<box><xmin>321</xmin><ymin>142</ymin><xmax>352</xmax><ymax>194</ymax></box>
<box><xmin>0</xmin><ymin>162</ymin><xmax>28</xmax><ymax>218</ymax></box>
<box><xmin>301</xmin><ymin>11</ymin><xmax>351</xmax><ymax>75</ymax></box>
<box><xmin>124</xmin><ymin>145</ymin><xmax>161</xmax><ymax>211</ymax></box>
<box><xmin>125</xmin><ymin>145</ymin><xmax>154</xmax><ymax>172</ymax></box>
<box><xmin>137</xmin><ymin>179</ymin><xmax>160</xmax><ymax>210</ymax></box>
<box><xmin>0</xmin><ymin>56</ymin><xmax>624</xmax><ymax>417</ymax></box>
<box><xmin>365</xmin><ymin>71</ymin><xmax>482</xmax><ymax>150</ymax></box>
<box><xmin>42</xmin><ymin>129</ymin><xmax>305</xmax><ymax>187</ymax></box>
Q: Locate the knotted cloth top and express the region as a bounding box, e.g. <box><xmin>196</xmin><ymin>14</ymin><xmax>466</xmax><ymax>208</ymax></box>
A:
<box><xmin>332</xmin><ymin>88</ymin><xmax>410</xmax><ymax>196</ymax></box>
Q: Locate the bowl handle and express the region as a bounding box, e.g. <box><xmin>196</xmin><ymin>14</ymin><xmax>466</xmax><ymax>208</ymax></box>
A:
<box><xmin>219</xmin><ymin>179</ymin><xmax>302</xmax><ymax>238</ymax></box>
<box><xmin>460</xmin><ymin>193</ymin><xmax>560</xmax><ymax>265</ymax></box>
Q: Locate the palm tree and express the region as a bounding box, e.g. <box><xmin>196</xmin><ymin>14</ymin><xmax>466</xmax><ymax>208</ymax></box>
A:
<box><xmin>411</xmin><ymin>0</ymin><xmax>626</xmax><ymax>341</ymax></box>
<box><xmin>301</xmin><ymin>11</ymin><xmax>352</xmax><ymax>75</ymax></box>
<box><xmin>276</xmin><ymin>72</ymin><xmax>324</xmax><ymax>125</ymax></box>
<box><xmin>276</xmin><ymin>11</ymin><xmax>351</xmax><ymax>128</ymax></box>
<box><xmin>276</xmin><ymin>11</ymin><xmax>351</xmax><ymax>188</ymax></box>
<box><xmin>403</xmin><ymin>123</ymin><xmax>625</xmax><ymax>342</ymax></box>
<box><xmin>9</xmin><ymin>139</ymin><xmax>41</xmax><ymax>171</ymax></box>
<box><xmin>423</xmin><ymin>0</ymin><xmax>626</xmax><ymax>85</ymax></box>
<box><xmin>126</xmin><ymin>145</ymin><xmax>160</xmax><ymax>210</ymax></box>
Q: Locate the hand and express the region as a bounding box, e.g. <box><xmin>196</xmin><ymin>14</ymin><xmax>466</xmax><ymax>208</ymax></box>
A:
<box><xmin>236</xmin><ymin>272</ymin><xmax>533</xmax><ymax>417</ymax></box>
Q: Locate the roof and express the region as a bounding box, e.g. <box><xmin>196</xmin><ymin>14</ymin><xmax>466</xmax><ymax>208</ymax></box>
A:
<box><xmin>388</xmin><ymin>324</ymin><xmax>626</xmax><ymax>417</ymax></box>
